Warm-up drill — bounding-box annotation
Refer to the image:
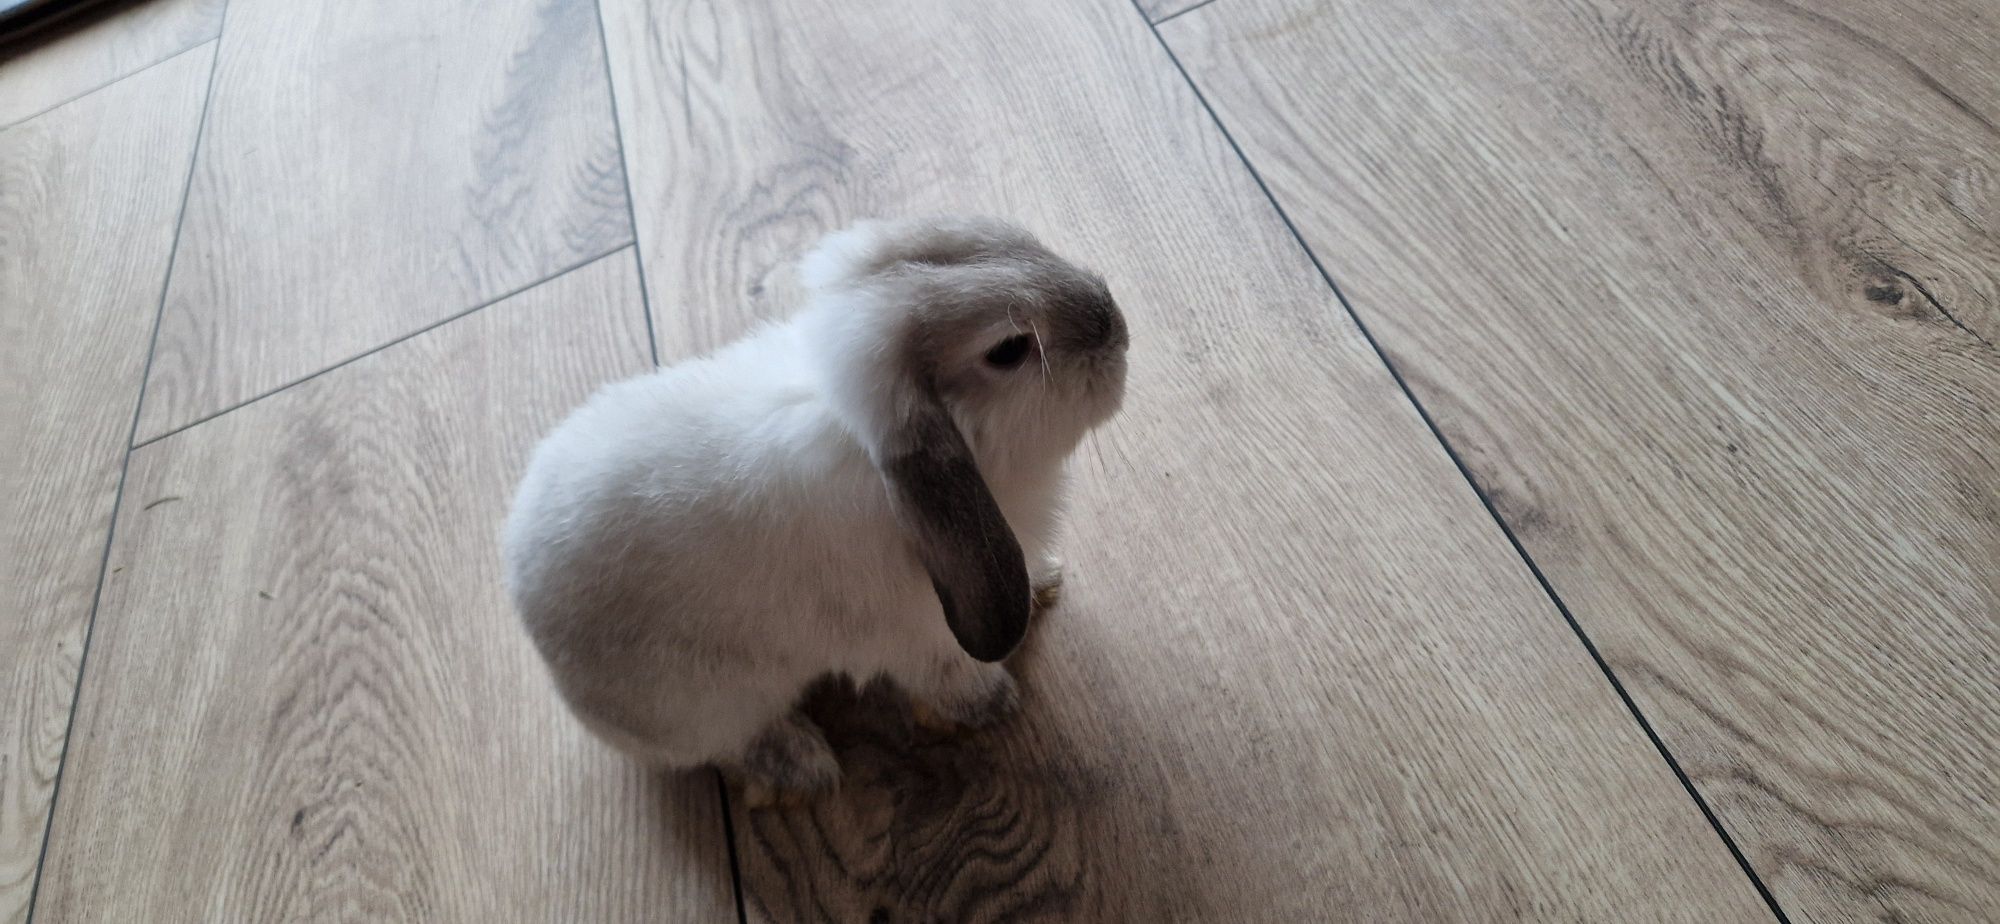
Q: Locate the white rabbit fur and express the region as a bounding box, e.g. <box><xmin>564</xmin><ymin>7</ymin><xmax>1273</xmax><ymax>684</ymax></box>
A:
<box><xmin>502</xmin><ymin>216</ymin><xmax>1128</xmax><ymax>792</ymax></box>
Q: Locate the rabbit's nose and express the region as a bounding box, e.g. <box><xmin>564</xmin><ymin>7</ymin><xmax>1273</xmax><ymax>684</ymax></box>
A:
<box><xmin>1064</xmin><ymin>294</ymin><xmax>1128</xmax><ymax>353</ymax></box>
<box><xmin>1097</xmin><ymin>305</ymin><xmax>1130</xmax><ymax>352</ymax></box>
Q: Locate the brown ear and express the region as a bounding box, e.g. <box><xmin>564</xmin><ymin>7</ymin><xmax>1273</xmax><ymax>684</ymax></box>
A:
<box><xmin>879</xmin><ymin>396</ymin><xmax>1030</xmax><ymax>662</ymax></box>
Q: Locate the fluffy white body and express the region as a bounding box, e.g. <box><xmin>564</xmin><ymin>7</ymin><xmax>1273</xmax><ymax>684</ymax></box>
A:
<box><xmin>502</xmin><ymin>217</ymin><xmax>1127</xmax><ymax>793</ymax></box>
<box><xmin>505</xmin><ymin>323</ymin><xmax>1060</xmax><ymax>763</ymax></box>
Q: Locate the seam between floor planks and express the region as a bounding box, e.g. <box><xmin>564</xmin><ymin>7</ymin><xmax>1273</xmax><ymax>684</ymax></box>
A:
<box><xmin>591</xmin><ymin>0</ymin><xmax>661</xmax><ymax>370</ymax></box>
<box><xmin>1151</xmin><ymin>0</ymin><xmax>1224</xmax><ymax>26</ymax></box>
<box><xmin>714</xmin><ymin>772</ymin><xmax>748</xmax><ymax>924</ymax></box>
<box><xmin>0</xmin><ymin>33</ymin><xmax>209</xmax><ymax>131</ymax></box>
<box><xmin>20</xmin><ymin>20</ymin><xmax>227</xmax><ymax>922</ymax></box>
<box><xmin>130</xmin><ymin>242</ymin><xmax>637</xmax><ymax>450</ymax></box>
<box><xmin>1121</xmin><ymin>0</ymin><xmax>1796</xmax><ymax>919</ymax></box>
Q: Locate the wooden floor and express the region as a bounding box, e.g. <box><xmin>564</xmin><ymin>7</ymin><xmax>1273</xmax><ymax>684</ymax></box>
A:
<box><xmin>1</xmin><ymin>0</ymin><xmax>1992</xmax><ymax>921</ymax></box>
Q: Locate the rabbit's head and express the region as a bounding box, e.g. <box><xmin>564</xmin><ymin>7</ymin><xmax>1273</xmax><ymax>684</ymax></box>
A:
<box><xmin>800</xmin><ymin>217</ymin><xmax>1129</xmax><ymax>662</ymax></box>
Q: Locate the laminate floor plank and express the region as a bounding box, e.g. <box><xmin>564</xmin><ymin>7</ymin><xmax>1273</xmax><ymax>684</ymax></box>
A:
<box><xmin>600</xmin><ymin>0</ymin><xmax>1775</xmax><ymax>919</ymax></box>
<box><xmin>0</xmin><ymin>42</ymin><xmax>211</xmax><ymax>923</ymax></box>
<box><xmin>33</xmin><ymin>251</ymin><xmax>739</xmax><ymax>922</ymax></box>
<box><xmin>1165</xmin><ymin>0</ymin><xmax>1999</xmax><ymax>919</ymax></box>
<box><xmin>0</xmin><ymin>0</ymin><xmax>222</xmax><ymax>127</ymax></box>
<box><xmin>133</xmin><ymin>0</ymin><xmax>632</xmax><ymax>442</ymax></box>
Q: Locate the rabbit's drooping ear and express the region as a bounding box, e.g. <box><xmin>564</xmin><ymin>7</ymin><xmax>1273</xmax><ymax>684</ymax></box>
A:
<box><xmin>800</xmin><ymin>217</ymin><xmax>1038</xmax><ymax>661</ymax></box>
<box><xmin>879</xmin><ymin>391</ymin><xmax>1030</xmax><ymax>663</ymax></box>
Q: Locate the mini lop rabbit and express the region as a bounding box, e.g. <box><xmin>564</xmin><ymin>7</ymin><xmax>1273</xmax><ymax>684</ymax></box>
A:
<box><xmin>503</xmin><ymin>217</ymin><xmax>1129</xmax><ymax>800</ymax></box>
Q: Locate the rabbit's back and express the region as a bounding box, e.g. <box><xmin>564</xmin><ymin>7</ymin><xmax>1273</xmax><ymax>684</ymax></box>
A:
<box><xmin>500</xmin><ymin>327</ymin><xmax>926</xmax><ymax>765</ymax></box>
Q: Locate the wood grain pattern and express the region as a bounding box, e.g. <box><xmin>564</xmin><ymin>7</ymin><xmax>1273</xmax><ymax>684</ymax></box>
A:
<box><xmin>0</xmin><ymin>0</ymin><xmax>221</xmax><ymax>127</ymax></box>
<box><xmin>0</xmin><ymin>43</ymin><xmax>209</xmax><ymax>924</ymax></box>
<box><xmin>1804</xmin><ymin>0</ymin><xmax>2000</xmax><ymax>140</ymax></box>
<box><xmin>1753</xmin><ymin>0</ymin><xmax>2000</xmax><ymax>347</ymax></box>
<box><xmin>1165</xmin><ymin>0</ymin><xmax>1999</xmax><ymax>919</ymax></box>
<box><xmin>34</xmin><ymin>251</ymin><xmax>738</xmax><ymax>921</ymax></box>
<box><xmin>601</xmin><ymin>0</ymin><xmax>1773</xmax><ymax>918</ymax></box>
<box><xmin>134</xmin><ymin>0</ymin><xmax>632</xmax><ymax>442</ymax></box>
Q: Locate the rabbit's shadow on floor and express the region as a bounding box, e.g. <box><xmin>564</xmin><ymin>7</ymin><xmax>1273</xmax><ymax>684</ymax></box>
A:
<box><xmin>676</xmin><ymin>616</ymin><xmax>1212</xmax><ymax>922</ymax></box>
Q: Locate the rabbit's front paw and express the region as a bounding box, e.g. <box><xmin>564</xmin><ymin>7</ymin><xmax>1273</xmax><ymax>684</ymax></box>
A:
<box><xmin>1030</xmin><ymin>567</ymin><xmax>1064</xmax><ymax>614</ymax></box>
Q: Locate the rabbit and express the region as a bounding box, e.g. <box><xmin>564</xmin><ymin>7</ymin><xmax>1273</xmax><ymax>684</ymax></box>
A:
<box><xmin>502</xmin><ymin>216</ymin><xmax>1129</xmax><ymax>802</ymax></box>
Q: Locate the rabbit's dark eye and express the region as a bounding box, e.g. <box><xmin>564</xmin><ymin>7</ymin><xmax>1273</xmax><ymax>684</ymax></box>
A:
<box><xmin>984</xmin><ymin>334</ymin><xmax>1032</xmax><ymax>369</ymax></box>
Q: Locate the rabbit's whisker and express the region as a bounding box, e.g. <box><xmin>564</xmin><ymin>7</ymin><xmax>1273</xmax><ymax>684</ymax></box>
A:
<box><xmin>1028</xmin><ymin>319</ymin><xmax>1051</xmax><ymax>385</ymax></box>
